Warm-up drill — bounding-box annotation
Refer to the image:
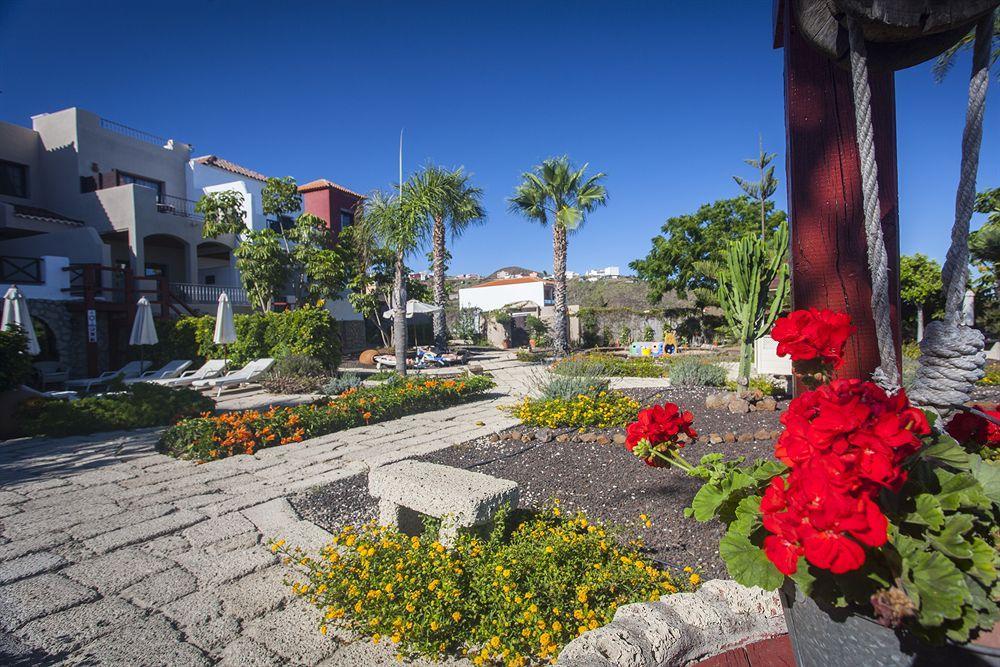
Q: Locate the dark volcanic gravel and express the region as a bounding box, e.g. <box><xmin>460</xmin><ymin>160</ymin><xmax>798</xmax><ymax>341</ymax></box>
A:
<box><xmin>292</xmin><ymin>387</ymin><xmax>786</xmax><ymax>581</ymax></box>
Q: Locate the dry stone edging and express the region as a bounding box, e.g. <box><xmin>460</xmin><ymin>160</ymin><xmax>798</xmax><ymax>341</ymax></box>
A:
<box><xmin>556</xmin><ymin>579</ymin><xmax>785</xmax><ymax>667</ymax></box>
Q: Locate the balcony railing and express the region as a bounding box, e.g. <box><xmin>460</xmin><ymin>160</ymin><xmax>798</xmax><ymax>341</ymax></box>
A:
<box><xmin>157</xmin><ymin>194</ymin><xmax>202</xmax><ymax>220</ymax></box>
<box><xmin>99</xmin><ymin>117</ymin><xmax>168</xmax><ymax>147</ymax></box>
<box><xmin>1</xmin><ymin>256</ymin><xmax>43</xmax><ymax>284</ymax></box>
<box><xmin>171</xmin><ymin>282</ymin><xmax>249</xmax><ymax>306</ymax></box>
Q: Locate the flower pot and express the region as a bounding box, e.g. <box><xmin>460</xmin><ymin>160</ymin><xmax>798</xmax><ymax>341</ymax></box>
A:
<box><xmin>780</xmin><ymin>582</ymin><xmax>1000</xmax><ymax>666</ymax></box>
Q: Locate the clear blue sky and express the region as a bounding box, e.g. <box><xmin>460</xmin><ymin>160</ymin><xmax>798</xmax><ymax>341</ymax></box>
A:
<box><xmin>0</xmin><ymin>1</ymin><xmax>996</xmax><ymax>276</ymax></box>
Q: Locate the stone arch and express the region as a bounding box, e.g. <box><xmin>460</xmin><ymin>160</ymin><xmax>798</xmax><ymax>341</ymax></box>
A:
<box><xmin>141</xmin><ymin>233</ymin><xmax>191</xmax><ymax>283</ymax></box>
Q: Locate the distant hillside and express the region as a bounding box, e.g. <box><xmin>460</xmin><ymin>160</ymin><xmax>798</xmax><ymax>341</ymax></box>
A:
<box><xmin>485</xmin><ymin>265</ymin><xmax>546</xmax><ymax>280</ymax></box>
<box><xmin>567</xmin><ymin>277</ymin><xmax>692</xmax><ymax>313</ymax></box>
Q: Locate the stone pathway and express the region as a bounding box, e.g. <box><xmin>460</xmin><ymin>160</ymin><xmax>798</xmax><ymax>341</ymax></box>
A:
<box><xmin>0</xmin><ymin>352</ymin><xmax>532</xmax><ymax>666</ymax></box>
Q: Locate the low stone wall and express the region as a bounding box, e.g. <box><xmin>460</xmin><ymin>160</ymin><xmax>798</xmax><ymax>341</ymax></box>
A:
<box><xmin>556</xmin><ymin>579</ymin><xmax>786</xmax><ymax>666</ymax></box>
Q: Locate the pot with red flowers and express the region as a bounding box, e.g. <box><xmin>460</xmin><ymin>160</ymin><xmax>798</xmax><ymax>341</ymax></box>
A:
<box><xmin>623</xmin><ymin>309</ymin><xmax>1000</xmax><ymax>666</ymax></box>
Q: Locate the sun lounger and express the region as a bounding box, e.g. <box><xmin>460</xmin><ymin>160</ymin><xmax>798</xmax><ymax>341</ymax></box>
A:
<box><xmin>192</xmin><ymin>358</ymin><xmax>275</xmax><ymax>396</ymax></box>
<box><xmin>65</xmin><ymin>361</ymin><xmax>152</xmax><ymax>392</ymax></box>
<box><xmin>19</xmin><ymin>385</ymin><xmax>78</xmax><ymax>401</ymax></box>
<box><xmin>149</xmin><ymin>359</ymin><xmax>229</xmax><ymax>388</ymax></box>
<box><xmin>374</xmin><ymin>354</ymin><xmax>414</xmax><ymax>370</ymax></box>
<box><xmin>33</xmin><ymin>361</ymin><xmax>69</xmax><ymax>389</ymax></box>
<box><xmin>123</xmin><ymin>359</ymin><xmax>192</xmax><ymax>385</ymax></box>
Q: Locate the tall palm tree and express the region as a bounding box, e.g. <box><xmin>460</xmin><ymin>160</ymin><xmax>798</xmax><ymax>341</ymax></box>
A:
<box><xmin>361</xmin><ymin>187</ymin><xmax>431</xmax><ymax>374</ymax></box>
<box><xmin>509</xmin><ymin>157</ymin><xmax>608</xmax><ymax>355</ymax></box>
<box><xmin>933</xmin><ymin>12</ymin><xmax>999</xmax><ymax>82</ymax></box>
<box><xmin>409</xmin><ymin>165</ymin><xmax>486</xmax><ymax>349</ymax></box>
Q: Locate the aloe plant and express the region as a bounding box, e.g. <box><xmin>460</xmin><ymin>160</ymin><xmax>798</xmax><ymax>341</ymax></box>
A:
<box><xmin>717</xmin><ymin>222</ymin><xmax>789</xmax><ymax>385</ymax></box>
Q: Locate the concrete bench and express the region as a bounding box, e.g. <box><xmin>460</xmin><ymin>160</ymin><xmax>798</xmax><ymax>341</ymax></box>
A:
<box><xmin>368</xmin><ymin>460</ymin><xmax>519</xmax><ymax>546</ymax></box>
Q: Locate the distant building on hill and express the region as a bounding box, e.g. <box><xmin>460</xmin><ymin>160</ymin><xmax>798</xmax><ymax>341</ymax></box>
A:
<box><xmin>584</xmin><ymin>266</ymin><xmax>621</xmax><ymax>280</ymax></box>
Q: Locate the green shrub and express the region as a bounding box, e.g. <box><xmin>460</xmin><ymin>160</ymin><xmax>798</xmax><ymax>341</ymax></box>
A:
<box><xmin>724</xmin><ymin>376</ymin><xmax>777</xmax><ymax>396</ymax></box>
<box><xmin>0</xmin><ymin>329</ymin><xmax>32</xmax><ymax>392</ymax></box>
<box><xmin>160</xmin><ymin>375</ymin><xmax>495</xmax><ymax>461</ymax></box>
<box><xmin>260</xmin><ymin>354</ymin><xmax>329</xmax><ymax>394</ymax></box>
<box><xmin>509</xmin><ymin>391</ymin><xmax>640</xmax><ymax>428</ymax></box>
<box><xmin>979</xmin><ymin>361</ymin><xmax>1000</xmax><ymax>386</ymax></box>
<box><xmin>515</xmin><ymin>349</ymin><xmax>546</xmax><ymax>363</ymax></box>
<box><xmin>537</xmin><ymin>373</ymin><xmax>610</xmax><ymax>401</ymax></box>
<box><xmin>552</xmin><ymin>353</ymin><xmax>666</xmax><ymax>378</ymax></box>
<box><xmin>15</xmin><ymin>383</ymin><xmax>214</xmax><ymax>437</ymax></box>
<box><xmin>321</xmin><ymin>372</ymin><xmax>362</xmax><ymax>395</ymax></box>
<box><xmin>901</xmin><ymin>340</ymin><xmax>921</xmax><ymax>360</ymax></box>
<box><xmin>154</xmin><ymin>306</ymin><xmax>341</xmax><ymax>370</ymax></box>
<box><xmin>669</xmin><ymin>357</ymin><xmax>727</xmax><ymax>387</ymax></box>
<box><xmin>641</xmin><ymin>325</ymin><xmax>655</xmax><ymax>342</ymax></box>
<box><xmin>276</xmin><ymin>504</ymin><xmax>696</xmax><ymax>666</ymax></box>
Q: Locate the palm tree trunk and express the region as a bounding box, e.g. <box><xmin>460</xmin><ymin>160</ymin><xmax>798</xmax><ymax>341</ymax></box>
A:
<box><xmin>552</xmin><ymin>224</ymin><xmax>569</xmax><ymax>355</ymax></box>
<box><xmin>393</xmin><ymin>252</ymin><xmax>408</xmax><ymax>375</ymax></box>
<box><xmin>432</xmin><ymin>216</ymin><xmax>447</xmax><ymax>350</ymax></box>
<box><xmin>916</xmin><ymin>304</ymin><xmax>924</xmax><ymax>342</ymax></box>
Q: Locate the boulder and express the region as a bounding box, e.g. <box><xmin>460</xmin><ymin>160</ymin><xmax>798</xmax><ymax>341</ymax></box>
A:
<box><xmin>580</xmin><ymin>433</ymin><xmax>597</xmax><ymax>443</ymax></box>
<box><xmin>709</xmin><ymin>433</ymin><xmax>723</xmax><ymax>445</ymax></box>
<box><xmin>723</xmin><ymin>432</ymin><xmax>737</xmax><ymax>444</ymax></box>
<box><xmin>727</xmin><ymin>399</ymin><xmax>750</xmax><ymax>414</ymax></box>
<box><xmin>737</xmin><ymin>432</ymin><xmax>754</xmax><ymax>443</ymax></box>
<box><xmin>754</xmin><ymin>429</ymin><xmax>771</xmax><ymax>441</ymax></box>
<box><xmin>595</xmin><ymin>434</ymin><xmax>611</xmax><ymax>445</ymax></box>
<box><xmin>536</xmin><ymin>428</ymin><xmax>553</xmax><ymax>443</ymax></box>
<box><xmin>555</xmin><ymin>434</ymin><xmax>571</xmax><ymax>443</ymax></box>
<box><xmin>613</xmin><ymin>433</ymin><xmax>627</xmax><ymax>445</ymax></box>
<box><xmin>758</xmin><ymin>397</ymin><xmax>778</xmax><ymax>412</ymax></box>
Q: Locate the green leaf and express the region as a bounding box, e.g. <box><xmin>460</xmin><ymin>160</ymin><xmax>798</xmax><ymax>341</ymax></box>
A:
<box><xmin>789</xmin><ymin>559</ymin><xmax>815</xmax><ymax>597</ymax></box>
<box><xmin>688</xmin><ymin>470</ymin><xmax>756</xmax><ymax>523</ymax></box>
<box><xmin>719</xmin><ymin>531</ymin><xmax>784</xmax><ymax>591</ymax></box>
<box><xmin>731</xmin><ymin>495</ymin><xmax>763</xmax><ymax>535</ymax></box>
<box><xmin>969</xmin><ymin>455</ymin><xmax>1000</xmax><ymax>507</ymax></box>
<box><xmin>935</xmin><ymin>469</ymin><xmax>991</xmax><ymax>512</ymax></box>
<box><xmin>966</xmin><ymin>537</ymin><xmax>999</xmax><ymax>585</ymax></box>
<box><xmin>921</xmin><ymin>432</ymin><xmax>971</xmax><ymax>469</ymax></box>
<box><xmin>905</xmin><ymin>494</ymin><xmax>945</xmax><ymax>530</ymax></box>
<box><xmin>902</xmin><ymin>549</ymin><xmax>969</xmax><ymax>627</ymax></box>
<box><xmin>929</xmin><ymin>514</ymin><xmax>975</xmax><ymax>559</ymax></box>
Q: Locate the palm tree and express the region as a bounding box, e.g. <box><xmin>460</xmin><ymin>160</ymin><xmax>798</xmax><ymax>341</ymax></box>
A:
<box><xmin>509</xmin><ymin>157</ymin><xmax>608</xmax><ymax>355</ymax></box>
<box><xmin>933</xmin><ymin>12</ymin><xmax>999</xmax><ymax>82</ymax></box>
<box><xmin>409</xmin><ymin>165</ymin><xmax>486</xmax><ymax>349</ymax></box>
<box><xmin>361</xmin><ymin>186</ymin><xmax>432</xmax><ymax>375</ymax></box>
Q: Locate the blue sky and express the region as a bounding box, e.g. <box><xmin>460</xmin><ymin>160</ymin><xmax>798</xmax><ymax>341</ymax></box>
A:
<box><xmin>0</xmin><ymin>1</ymin><xmax>996</xmax><ymax>276</ymax></box>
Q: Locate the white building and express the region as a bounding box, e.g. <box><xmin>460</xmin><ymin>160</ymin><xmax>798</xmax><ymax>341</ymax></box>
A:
<box><xmin>584</xmin><ymin>266</ymin><xmax>621</xmax><ymax>280</ymax></box>
<box><xmin>565</xmin><ymin>270</ymin><xmax>580</xmax><ymax>280</ymax></box>
<box><xmin>458</xmin><ymin>277</ymin><xmax>555</xmax><ymax>312</ymax></box>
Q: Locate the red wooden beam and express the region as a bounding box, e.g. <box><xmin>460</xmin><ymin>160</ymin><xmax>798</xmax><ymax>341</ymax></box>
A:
<box><xmin>778</xmin><ymin>0</ymin><xmax>901</xmax><ymax>387</ymax></box>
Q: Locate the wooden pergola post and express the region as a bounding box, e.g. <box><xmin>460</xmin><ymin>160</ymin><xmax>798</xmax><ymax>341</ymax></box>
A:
<box><xmin>775</xmin><ymin>0</ymin><xmax>902</xmax><ymax>387</ymax></box>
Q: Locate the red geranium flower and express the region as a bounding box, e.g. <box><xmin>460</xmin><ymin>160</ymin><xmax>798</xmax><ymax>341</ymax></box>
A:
<box><xmin>946</xmin><ymin>405</ymin><xmax>1000</xmax><ymax>447</ymax></box>
<box><xmin>624</xmin><ymin>402</ymin><xmax>696</xmax><ymax>467</ymax></box>
<box><xmin>771</xmin><ymin>308</ymin><xmax>855</xmax><ymax>369</ymax></box>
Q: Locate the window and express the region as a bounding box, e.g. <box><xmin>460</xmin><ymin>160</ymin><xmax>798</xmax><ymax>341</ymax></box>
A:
<box><xmin>0</xmin><ymin>160</ymin><xmax>28</xmax><ymax>198</ymax></box>
<box><xmin>117</xmin><ymin>172</ymin><xmax>163</xmax><ymax>200</ymax></box>
<box><xmin>340</xmin><ymin>209</ymin><xmax>354</xmax><ymax>229</ymax></box>
<box><xmin>269</xmin><ymin>215</ymin><xmax>295</xmax><ymax>233</ymax></box>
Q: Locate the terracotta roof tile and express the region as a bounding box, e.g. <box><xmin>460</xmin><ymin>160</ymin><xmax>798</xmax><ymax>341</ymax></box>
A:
<box><xmin>13</xmin><ymin>205</ymin><xmax>83</xmax><ymax>225</ymax></box>
<box><xmin>298</xmin><ymin>178</ymin><xmax>364</xmax><ymax>198</ymax></box>
<box><xmin>192</xmin><ymin>155</ymin><xmax>268</xmax><ymax>182</ymax></box>
<box><xmin>467</xmin><ymin>276</ymin><xmax>553</xmax><ymax>288</ymax></box>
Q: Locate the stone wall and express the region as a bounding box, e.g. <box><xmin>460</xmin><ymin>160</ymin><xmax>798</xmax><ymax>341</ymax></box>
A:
<box><xmin>339</xmin><ymin>320</ymin><xmax>367</xmax><ymax>355</ymax></box>
<box><xmin>27</xmin><ymin>299</ymin><xmax>111</xmax><ymax>378</ymax></box>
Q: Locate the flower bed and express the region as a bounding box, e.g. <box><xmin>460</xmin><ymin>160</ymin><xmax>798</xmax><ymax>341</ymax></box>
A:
<box><xmin>15</xmin><ymin>383</ymin><xmax>214</xmax><ymax>437</ymax></box>
<box><xmin>553</xmin><ymin>352</ymin><xmax>667</xmax><ymax>378</ymax></box>
<box><xmin>159</xmin><ymin>375</ymin><xmax>495</xmax><ymax>461</ymax></box>
<box><xmin>506</xmin><ymin>391</ymin><xmax>640</xmax><ymax>429</ymax></box>
<box><xmin>275</xmin><ymin>505</ymin><xmax>697</xmax><ymax>666</ymax></box>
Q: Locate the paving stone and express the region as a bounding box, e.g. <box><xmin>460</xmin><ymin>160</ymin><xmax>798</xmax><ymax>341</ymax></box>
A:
<box><xmin>0</xmin><ymin>551</ymin><xmax>66</xmax><ymax>584</ymax></box>
<box><xmin>20</xmin><ymin>483</ymin><xmax>125</xmax><ymax>512</ymax></box>
<box><xmin>204</xmin><ymin>530</ymin><xmax>260</xmax><ymax>555</ymax></box>
<box><xmin>172</xmin><ymin>492</ymin><xmax>230</xmax><ymax>510</ymax></box>
<box><xmin>181</xmin><ymin>513</ymin><xmax>255</xmax><ymax>547</ymax></box>
<box><xmin>69</xmin><ymin>467</ymin><xmax>137</xmax><ymax>487</ymax></box>
<box><xmin>244</xmin><ymin>602</ymin><xmax>339</xmax><ymax>664</ymax></box>
<box><xmin>66</xmin><ymin>614</ymin><xmax>210</xmax><ymax>666</ymax></box>
<box><xmin>0</xmin><ymin>531</ymin><xmax>72</xmax><ymax>561</ymax></box>
<box><xmin>63</xmin><ymin>548</ymin><xmax>173</xmax><ymax>594</ymax></box>
<box><xmin>0</xmin><ymin>573</ymin><xmax>98</xmax><ymax>631</ymax></box>
<box><xmin>66</xmin><ymin>503</ymin><xmax>174</xmax><ymax>541</ymax></box>
<box><xmin>0</xmin><ymin>491</ymin><xmax>27</xmax><ymax>505</ymax></box>
<box><xmin>15</xmin><ymin>597</ymin><xmax>146</xmax><ymax>655</ymax></box>
<box><xmin>183</xmin><ymin>614</ymin><xmax>242</xmax><ymax>654</ymax></box>
<box><xmin>119</xmin><ymin>567</ymin><xmax>198</xmax><ymax>608</ymax></box>
<box><xmin>2</xmin><ymin>502</ymin><xmax>123</xmax><ymax>540</ymax></box>
<box><xmin>218</xmin><ymin>567</ymin><xmax>291</xmax><ymax>621</ymax></box>
<box><xmin>82</xmin><ymin>510</ymin><xmax>205</xmax><ymax>554</ymax></box>
<box><xmin>136</xmin><ymin>534</ymin><xmax>192</xmax><ymax>556</ymax></box>
<box><xmin>0</xmin><ymin>504</ymin><xmax>21</xmax><ymax>518</ymax></box>
<box><xmin>203</xmin><ymin>487</ymin><xmax>287</xmax><ymax>517</ymax></box>
<box><xmin>174</xmin><ymin>547</ymin><xmax>277</xmax><ymax>585</ymax></box>
<box><xmin>218</xmin><ymin>637</ymin><xmax>283</xmax><ymax>667</ymax></box>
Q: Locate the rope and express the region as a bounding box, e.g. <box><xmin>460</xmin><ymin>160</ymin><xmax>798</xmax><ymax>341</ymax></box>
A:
<box><xmin>846</xmin><ymin>17</ymin><xmax>900</xmax><ymax>392</ymax></box>
<box><xmin>908</xmin><ymin>13</ymin><xmax>993</xmax><ymax>412</ymax></box>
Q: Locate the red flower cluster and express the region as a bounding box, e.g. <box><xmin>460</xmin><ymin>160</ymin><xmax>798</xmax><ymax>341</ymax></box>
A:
<box><xmin>771</xmin><ymin>308</ymin><xmax>855</xmax><ymax>369</ymax></box>
<box><xmin>625</xmin><ymin>403</ymin><xmax>697</xmax><ymax>467</ymax></box>
<box><xmin>946</xmin><ymin>405</ymin><xmax>1000</xmax><ymax>448</ymax></box>
<box><xmin>761</xmin><ymin>379</ymin><xmax>929</xmax><ymax>575</ymax></box>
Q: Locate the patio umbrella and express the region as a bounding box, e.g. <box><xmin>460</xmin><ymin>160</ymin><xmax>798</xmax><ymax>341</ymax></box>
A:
<box><xmin>383</xmin><ymin>300</ymin><xmax>444</xmax><ymax>346</ymax></box>
<box><xmin>2</xmin><ymin>285</ymin><xmax>41</xmax><ymax>355</ymax></box>
<box><xmin>129</xmin><ymin>297</ymin><xmax>158</xmax><ymax>367</ymax></box>
<box><xmin>213</xmin><ymin>291</ymin><xmax>236</xmax><ymax>362</ymax></box>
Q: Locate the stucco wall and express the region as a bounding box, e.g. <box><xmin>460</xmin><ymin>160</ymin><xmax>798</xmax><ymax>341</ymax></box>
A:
<box><xmin>0</xmin><ymin>120</ymin><xmax>42</xmax><ymax>209</ymax></box>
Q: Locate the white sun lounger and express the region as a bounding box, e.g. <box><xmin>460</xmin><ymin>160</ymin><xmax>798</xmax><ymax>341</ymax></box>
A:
<box><xmin>123</xmin><ymin>359</ymin><xmax>193</xmax><ymax>385</ymax></box>
<box><xmin>65</xmin><ymin>361</ymin><xmax>153</xmax><ymax>392</ymax></box>
<box><xmin>192</xmin><ymin>358</ymin><xmax>275</xmax><ymax>397</ymax></box>
<box><xmin>149</xmin><ymin>359</ymin><xmax>229</xmax><ymax>388</ymax></box>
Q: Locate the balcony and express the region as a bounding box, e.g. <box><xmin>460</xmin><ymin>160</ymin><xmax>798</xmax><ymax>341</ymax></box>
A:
<box><xmin>171</xmin><ymin>282</ymin><xmax>249</xmax><ymax>306</ymax></box>
<box><xmin>99</xmin><ymin>117</ymin><xmax>168</xmax><ymax>147</ymax></box>
<box><xmin>156</xmin><ymin>194</ymin><xmax>202</xmax><ymax>220</ymax></box>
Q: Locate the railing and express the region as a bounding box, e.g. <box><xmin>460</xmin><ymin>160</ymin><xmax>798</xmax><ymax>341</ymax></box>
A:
<box><xmin>171</xmin><ymin>282</ymin><xmax>249</xmax><ymax>306</ymax></box>
<box><xmin>156</xmin><ymin>194</ymin><xmax>202</xmax><ymax>220</ymax></box>
<box><xmin>0</xmin><ymin>256</ymin><xmax>43</xmax><ymax>284</ymax></box>
<box><xmin>99</xmin><ymin>117</ymin><xmax>167</xmax><ymax>147</ymax></box>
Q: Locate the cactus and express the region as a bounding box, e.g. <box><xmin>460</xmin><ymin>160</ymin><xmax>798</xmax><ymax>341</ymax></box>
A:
<box><xmin>717</xmin><ymin>222</ymin><xmax>790</xmax><ymax>385</ymax></box>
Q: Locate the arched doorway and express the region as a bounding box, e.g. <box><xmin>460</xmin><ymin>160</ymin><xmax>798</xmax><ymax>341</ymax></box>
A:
<box><xmin>196</xmin><ymin>241</ymin><xmax>234</xmax><ymax>287</ymax></box>
<box><xmin>142</xmin><ymin>233</ymin><xmax>189</xmax><ymax>283</ymax></box>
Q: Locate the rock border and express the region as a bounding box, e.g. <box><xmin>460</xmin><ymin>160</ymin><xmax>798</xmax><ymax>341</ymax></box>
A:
<box><xmin>556</xmin><ymin>579</ymin><xmax>786</xmax><ymax>666</ymax></box>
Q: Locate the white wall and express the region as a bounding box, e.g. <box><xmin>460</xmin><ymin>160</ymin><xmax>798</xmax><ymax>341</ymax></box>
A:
<box><xmin>459</xmin><ymin>282</ymin><xmax>546</xmax><ymax>311</ymax></box>
<box><xmin>0</xmin><ymin>255</ymin><xmax>70</xmax><ymax>300</ymax></box>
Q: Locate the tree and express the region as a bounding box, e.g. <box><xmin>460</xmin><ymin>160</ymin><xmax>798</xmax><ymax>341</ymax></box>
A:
<box><xmin>287</xmin><ymin>213</ymin><xmax>350</xmax><ymax>304</ymax></box>
<box><xmin>196</xmin><ymin>190</ymin><xmax>247</xmax><ymax>239</ymax></box>
<box><xmin>717</xmin><ymin>222</ymin><xmax>790</xmax><ymax>385</ymax></box>
<box><xmin>509</xmin><ymin>156</ymin><xmax>608</xmax><ymax>355</ymax></box>
<box><xmin>262</xmin><ymin>176</ymin><xmax>302</xmax><ymax>249</ymax></box>
<box><xmin>409</xmin><ymin>165</ymin><xmax>485</xmax><ymax>349</ymax></box>
<box><xmin>631</xmin><ymin>197</ymin><xmax>786</xmax><ymax>303</ymax></box>
<box><xmin>733</xmin><ymin>137</ymin><xmax>778</xmax><ymax>239</ymax></box>
<box><xmin>233</xmin><ymin>229</ymin><xmax>289</xmax><ymax>312</ymax></box>
<box><xmin>899</xmin><ymin>253</ymin><xmax>943</xmax><ymax>342</ymax></box>
<box><xmin>361</xmin><ymin>187</ymin><xmax>431</xmax><ymax>374</ymax></box>
<box><xmin>971</xmin><ymin>187</ymin><xmax>1000</xmax><ymax>337</ymax></box>
<box><xmin>932</xmin><ymin>13</ymin><xmax>1000</xmax><ymax>82</ymax></box>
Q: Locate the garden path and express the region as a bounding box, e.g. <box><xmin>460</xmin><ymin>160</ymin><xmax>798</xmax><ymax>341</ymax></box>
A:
<box><xmin>0</xmin><ymin>351</ymin><xmax>533</xmax><ymax>666</ymax></box>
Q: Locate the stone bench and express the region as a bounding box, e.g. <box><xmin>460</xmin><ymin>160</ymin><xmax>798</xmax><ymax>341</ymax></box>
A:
<box><xmin>367</xmin><ymin>460</ymin><xmax>519</xmax><ymax>546</ymax></box>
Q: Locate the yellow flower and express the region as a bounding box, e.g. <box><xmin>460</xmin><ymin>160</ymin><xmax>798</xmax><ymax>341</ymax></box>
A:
<box><xmin>689</xmin><ymin>573</ymin><xmax>701</xmax><ymax>586</ymax></box>
<box><xmin>452</xmin><ymin>611</ymin><xmax>462</xmax><ymax>622</ymax></box>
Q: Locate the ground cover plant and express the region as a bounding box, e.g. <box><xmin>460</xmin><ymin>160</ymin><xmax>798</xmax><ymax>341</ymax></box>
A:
<box><xmin>160</xmin><ymin>375</ymin><xmax>494</xmax><ymax>461</ymax></box>
<box><xmin>723</xmin><ymin>376</ymin><xmax>778</xmax><ymax>396</ymax></box>
<box><xmin>552</xmin><ymin>352</ymin><xmax>667</xmax><ymax>378</ymax></box>
<box><xmin>667</xmin><ymin>357</ymin><xmax>727</xmax><ymax>387</ymax></box>
<box><xmin>15</xmin><ymin>383</ymin><xmax>214</xmax><ymax>437</ymax></box>
<box><xmin>507</xmin><ymin>390</ymin><xmax>639</xmax><ymax>429</ymax></box>
<box><xmin>321</xmin><ymin>372</ymin><xmax>362</xmax><ymax>395</ymax></box>
<box><xmin>260</xmin><ymin>354</ymin><xmax>329</xmax><ymax>394</ymax></box>
<box><xmin>276</xmin><ymin>504</ymin><xmax>696</xmax><ymax>666</ymax></box>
